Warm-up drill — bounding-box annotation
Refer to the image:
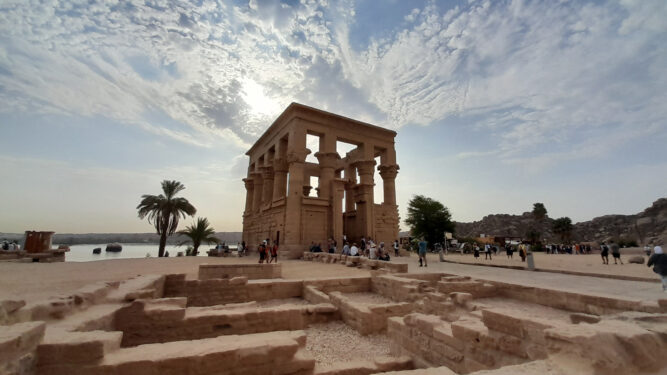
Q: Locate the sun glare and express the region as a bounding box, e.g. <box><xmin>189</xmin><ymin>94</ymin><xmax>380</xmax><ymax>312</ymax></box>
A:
<box><xmin>241</xmin><ymin>78</ymin><xmax>281</xmax><ymax>117</ymax></box>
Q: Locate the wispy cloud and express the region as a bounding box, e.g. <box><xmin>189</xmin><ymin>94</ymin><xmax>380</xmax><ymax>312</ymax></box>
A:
<box><xmin>0</xmin><ymin>0</ymin><xmax>665</xmax><ymax>166</ymax></box>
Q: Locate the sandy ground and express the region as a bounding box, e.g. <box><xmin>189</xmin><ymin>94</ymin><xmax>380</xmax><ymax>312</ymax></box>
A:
<box><xmin>305</xmin><ymin>321</ymin><xmax>391</xmax><ymax>367</ymax></box>
<box><xmin>0</xmin><ymin>257</ymin><xmax>369</xmax><ymax>304</ymax></box>
<box><xmin>392</xmin><ymin>253</ymin><xmax>666</xmax><ymax>301</ymax></box>
<box><xmin>441</xmin><ymin>250</ymin><xmax>659</xmax><ymax>279</ymax></box>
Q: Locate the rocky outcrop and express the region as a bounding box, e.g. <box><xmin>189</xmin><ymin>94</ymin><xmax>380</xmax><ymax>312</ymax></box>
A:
<box><xmin>456</xmin><ymin>198</ymin><xmax>667</xmax><ymax>245</ymax></box>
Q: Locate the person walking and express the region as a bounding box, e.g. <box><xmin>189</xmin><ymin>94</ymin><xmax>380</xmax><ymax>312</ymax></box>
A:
<box><xmin>600</xmin><ymin>242</ymin><xmax>609</xmax><ymax>265</ymax></box>
<box><xmin>519</xmin><ymin>244</ymin><xmax>527</xmax><ymax>262</ymax></box>
<box><xmin>393</xmin><ymin>240</ymin><xmax>400</xmax><ymax>257</ymax></box>
<box><xmin>609</xmin><ymin>240</ymin><xmax>623</xmax><ymax>264</ymax></box>
<box><xmin>484</xmin><ymin>244</ymin><xmax>492</xmax><ymax>260</ymax></box>
<box><xmin>418</xmin><ymin>239</ymin><xmax>428</xmax><ymax>267</ymax></box>
<box><xmin>269</xmin><ymin>241</ymin><xmax>278</xmax><ymax>263</ymax></box>
<box><xmin>647</xmin><ymin>245</ymin><xmax>667</xmax><ymax>292</ymax></box>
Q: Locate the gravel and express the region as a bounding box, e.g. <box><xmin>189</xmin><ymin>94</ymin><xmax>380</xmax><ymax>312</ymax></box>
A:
<box><xmin>305</xmin><ymin>321</ymin><xmax>392</xmax><ymax>367</ymax></box>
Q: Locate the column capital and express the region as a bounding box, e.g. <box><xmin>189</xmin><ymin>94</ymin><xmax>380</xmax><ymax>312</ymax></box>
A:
<box><xmin>378</xmin><ymin>164</ymin><xmax>400</xmax><ymax>180</ymax></box>
<box><xmin>242</xmin><ymin>178</ymin><xmax>254</xmax><ymax>189</ymax></box>
<box><xmin>260</xmin><ymin>166</ymin><xmax>274</xmax><ymax>180</ymax></box>
<box><xmin>287</xmin><ymin>148</ymin><xmax>311</xmax><ymax>164</ymax></box>
<box><xmin>352</xmin><ymin>159</ymin><xmax>377</xmax><ymax>175</ymax></box>
<box><xmin>314</xmin><ymin>151</ymin><xmax>340</xmax><ymax>169</ymax></box>
<box><xmin>273</xmin><ymin>158</ymin><xmax>289</xmax><ymax>172</ymax></box>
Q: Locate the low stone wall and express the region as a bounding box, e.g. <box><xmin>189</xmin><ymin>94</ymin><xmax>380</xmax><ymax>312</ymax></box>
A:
<box><xmin>493</xmin><ymin>280</ymin><xmax>665</xmax><ymax>314</ymax></box>
<box><xmin>198</xmin><ymin>263</ymin><xmax>281</xmax><ymax>280</ymax></box>
<box><xmin>115</xmin><ymin>298</ymin><xmax>339</xmax><ymax>347</ymax></box>
<box><xmin>302</xmin><ymin>252</ymin><xmax>408</xmax><ymax>273</ymax></box>
<box><xmin>0</xmin><ymin>321</ymin><xmax>45</xmax><ymax>375</ymax></box>
<box><xmin>329</xmin><ymin>291</ymin><xmax>414</xmax><ymax>335</ymax></box>
<box><xmin>37</xmin><ymin>331</ymin><xmax>315</xmax><ymax>375</ymax></box>
<box><xmin>164</xmin><ymin>274</ymin><xmax>303</xmax><ymax>306</ymax></box>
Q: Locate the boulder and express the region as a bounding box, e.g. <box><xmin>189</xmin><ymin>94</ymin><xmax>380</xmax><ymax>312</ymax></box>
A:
<box><xmin>628</xmin><ymin>256</ymin><xmax>644</xmax><ymax>264</ymax></box>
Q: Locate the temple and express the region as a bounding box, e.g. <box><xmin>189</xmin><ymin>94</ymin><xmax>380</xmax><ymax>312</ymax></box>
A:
<box><xmin>242</xmin><ymin>103</ymin><xmax>399</xmax><ymax>258</ymax></box>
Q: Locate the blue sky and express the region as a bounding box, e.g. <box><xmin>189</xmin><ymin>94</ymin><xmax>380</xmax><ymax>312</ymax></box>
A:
<box><xmin>1</xmin><ymin>0</ymin><xmax>665</xmax><ymax>233</ymax></box>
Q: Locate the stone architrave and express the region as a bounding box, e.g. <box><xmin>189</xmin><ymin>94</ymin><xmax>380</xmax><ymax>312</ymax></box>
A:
<box><xmin>241</xmin><ymin>103</ymin><xmax>399</xmax><ymax>258</ymax></box>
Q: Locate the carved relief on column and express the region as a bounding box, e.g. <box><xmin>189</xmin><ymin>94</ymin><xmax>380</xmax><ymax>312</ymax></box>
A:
<box><xmin>250</xmin><ymin>171</ymin><xmax>263</xmax><ymax>212</ymax></box>
<box><xmin>242</xmin><ymin>177</ymin><xmax>254</xmax><ymax>214</ymax></box>
<box><xmin>260</xmin><ymin>166</ymin><xmax>274</xmax><ymax>206</ymax></box>
<box><xmin>378</xmin><ymin>164</ymin><xmax>399</xmax><ymax>205</ymax></box>
<box><xmin>352</xmin><ymin>159</ymin><xmax>377</xmax><ymax>183</ymax></box>
<box><xmin>272</xmin><ymin>158</ymin><xmax>288</xmax><ymax>201</ymax></box>
<box><xmin>286</xmin><ymin>148</ymin><xmax>311</xmax><ymax>164</ymax></box>
<box><xmin>315</xmin><ymin>151</ymin><xmax>340</xmax><ymax>200</ymax></box>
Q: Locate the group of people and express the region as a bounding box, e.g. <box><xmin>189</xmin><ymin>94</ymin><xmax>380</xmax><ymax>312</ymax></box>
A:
<box><xmin>309</xmin><ymin>236</ymin><xmax>401</xmax><ymax>262</ymax></box>
<box><xmin>1</xmin><ymin>240</ymin><xmax>20</xmax><ymax>251</ymax></box>
<box><xmin>257</xmin><ymin>239</ymin><xmax>278</xmax><ymax>264</ymax></box>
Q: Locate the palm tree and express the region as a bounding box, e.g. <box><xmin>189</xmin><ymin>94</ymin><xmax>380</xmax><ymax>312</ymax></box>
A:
<box><xmin>178</xmin><ymin>217</ymin><xmax>219</xmax><ymax>256</ymax></box>
<box><xmin>552</xmin><ymin>217</ymin><xmax>573</xmax><ymax>243</ymax></box>
<box><xmin>137</xmin><ymin>180</ymin><xmax>197</xmax><ymax>257</ymax></box>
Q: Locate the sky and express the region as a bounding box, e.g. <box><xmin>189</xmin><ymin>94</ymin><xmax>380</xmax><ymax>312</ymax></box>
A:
<box><xmin>0</xmin><ymin>0</ymin><xmax>666</xmax><ymax>234</ymax></box>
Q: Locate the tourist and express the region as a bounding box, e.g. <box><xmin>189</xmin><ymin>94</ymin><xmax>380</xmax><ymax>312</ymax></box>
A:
<box><xmin>350</xmin><ymin>243</ymin><xmax>360</xmax><ymax>256</ymax></box>
<box><xmin>269</xmin><ymin>241</ymin><xmax>278</xmax><ymax>263</ymax></box>
<box><xmin>600</xmin><ymin>242</ymin><xmax>609</xmax><ymax>265</ymax></box>
<box><xmin>309</xmin><ymin>242</ymin><xmax>316</xmax><ymax>252</ymax></box>
<box><xmin>342</xmin><ymin>242</ymin><xmax>350</xmax><ymax>256</ymax></box>
<box><xmin>644</xmin><ymin>245</ymin><xmax>652</xmax><ymax>256</ymax></box>
<box><xmin>647</xmin><ymin>245</ymin><xmax>667</xmax><ymax>292</ymax></box>
<box><xmin>506</xmin><ymin>244</ymin><xmax>514</xmax><ymax>259</ymax></box>
<box><xmin>258</xmin><ymin>242</ymin><xmax>268</xmax><ymax>263</ymax></box>
<box><xmin>609</xmin><ymin>240</ymin><xmax>623</xmax><ymax>265</ymax></box>
<box><xmin>360</xmin><ymin>237</ymin><xmax>367</xmax><ymax>256</ymax></box>
<box><xmin>327</xmin><ymin>238</ymin><xmax>335</xmax><ymax>254</ymax></box>
<box><xmin>418</xmin><ymin>238</ymin><xmax>428</xmax><ymax>267</ymax></box>
<box><xmin>473</xmin><ymin>244</ymin><xmax>480</xmax><ymax>259</ymax></box>
<box><xmin>484</xmin><ymin>244</ymin><xmax>492</xmax><ymax>260</ymax></box>
<box><xmin>519</xmin><ymin>244</ymin><xmax>526</xmax><ymax>262</ymax></box>
<box><xmin>393</xmin><ymin>239</ymin><xmax>399</xmax><ymax>257</ymax></box>
<box><xmin>369</xmin><ymin>242</ymin><xmax>378</xmax><ymax>259</ymax></box>
<box><xmin>378</xmin><ymin>246</ymin><xmax>390</xmax><ymax>261</ymax></box>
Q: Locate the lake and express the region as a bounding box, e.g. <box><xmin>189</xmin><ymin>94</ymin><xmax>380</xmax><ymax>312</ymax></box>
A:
<box><xmin>60</xmin><ymin>243</ymin><xmax>237</xmax><ymax>262</ymax></box>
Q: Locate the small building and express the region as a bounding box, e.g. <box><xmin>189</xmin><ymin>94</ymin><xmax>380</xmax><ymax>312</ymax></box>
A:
<box><xmin>242</xmin><ymin>103</ymin><xmax>400</xmax><ymax>258</ymax></box>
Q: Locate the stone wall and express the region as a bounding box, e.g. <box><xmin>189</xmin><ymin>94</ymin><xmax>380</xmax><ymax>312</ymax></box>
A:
<box><xmin>114</xmin><ymin>298</ymin><xmax>339</xmax><ymax>347</ymax></box>
<box><xmin>302</xmin><ymin>252</ymin><xmax>408</xmax><ymax>273</ymax></box>
<box><xmin>329</xmin><ymin>291</ymin><xmax>414</xmax><ymax>335</ymax></box>
<box><xmin>37</xmin><ymin>331</ymin><xmax>315</xmax><ymax>375</ymax></box>
<box><xmin>198</xmin><ymin>263</ymin><xmax>281</xmax><ymax>280</ymax></box>
<box><xmin>164</xmin><ymin>274</ymin><xmax>303</xmax><ymax>307</ymax></box>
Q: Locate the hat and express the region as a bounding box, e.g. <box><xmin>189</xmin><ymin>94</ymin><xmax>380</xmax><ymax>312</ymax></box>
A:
<box><xmin>654</xmin><ymin>246</ymin><xmax>663</xmax><ymax>254</ymax></box>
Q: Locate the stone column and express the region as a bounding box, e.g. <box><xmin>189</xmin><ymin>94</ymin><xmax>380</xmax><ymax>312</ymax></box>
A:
<box><xmin>344</xmin><ymin>166</ymin><xmax>356</xmax><ymax>212</ymax></box>
<box><xmin>250</xmin><ymin>171</ymin><xmax>263</xmax><ymax>213</ymax></box>
<box><xmin>283</xmin><ymin>123</ymin><xmax>309</xmax><ymax>256</ymax></box>
<box><xmin>272</xmin><ymin>158</ymin><xmax>288</xmax><ymax>200</ymax></box>
<box><xmin>352</xmin><ymin>159</ymin><xmax>376</xmax><ymax>240</ymax></box>
<box><xmin>332</xmin><ymin>178</ymin><xmax>346</xmax><ymax>247</ymax></box>
<box><xmin>261</xmin><ymin>166</ymin><xmax>274</xmax><ymax>206</ymax></box>
<box><xmin>315</xmin><ymin>152</ymin><xmax>339</xmax><ymax>200</ymax></box>
<box><xmin>243</xmin><ymin>177</ymin><xmax>254</xmax><ymax>214</ymax></box>
<box><xmin>378</xmin><ymin>164</ymin><xmax>399</xmax><ymax>205</ymax></box>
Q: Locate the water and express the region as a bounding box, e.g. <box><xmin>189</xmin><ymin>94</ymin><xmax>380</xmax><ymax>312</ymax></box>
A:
<box><xmin>59</xmin><ymin>243</ymin><xmax>236</xmax><ymax>262</ymax></box>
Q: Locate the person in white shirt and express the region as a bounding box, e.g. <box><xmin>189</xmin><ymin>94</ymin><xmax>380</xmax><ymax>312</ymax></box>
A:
<box><xmin>350</xmin><ymin>243</ymin><xmax>359</xmax><ymax>256</ymax></box>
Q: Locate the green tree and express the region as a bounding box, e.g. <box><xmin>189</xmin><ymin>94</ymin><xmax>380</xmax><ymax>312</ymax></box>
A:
<box><xmin>405</xmin><ymin>195</ymin><xmax>455</xmax><ymax>248</ymax></box>
<box><xmin>552</xmin><ymin>217</ymin><xmax>573</xmax><ymax>243</ymax></box>
<box><xmin>532</xmin><ymin>203</ymin><xmax>547</xmax><ymax>221</ymax></box>
<box><xmin>178</xmin><ymin>217</ymin><xmax>219</xmax><ymax>256</ymax></box>
<box><xmin>137</xmin><ymin>180</ymin><xmax>197</xmax><ymax>257</ymax></box>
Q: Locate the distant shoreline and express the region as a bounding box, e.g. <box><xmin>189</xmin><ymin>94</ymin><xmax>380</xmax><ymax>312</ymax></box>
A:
<box><xmin>0</xmin><ymin>232</ymin><xmax>243</xmax><ymax>246</ymax></box>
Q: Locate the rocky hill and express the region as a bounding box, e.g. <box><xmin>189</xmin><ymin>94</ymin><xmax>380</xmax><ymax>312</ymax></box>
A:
<box><xmin>455</xmin><ymin>198</ymin><xmax>667</xmax><ymax>245</ymax></box>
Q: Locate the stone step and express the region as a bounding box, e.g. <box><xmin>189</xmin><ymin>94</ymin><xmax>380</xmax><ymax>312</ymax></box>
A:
<box><xmin>37</xmin><ymin>329</ymin><xmax>123</xmax><ymax>367</ymax></box>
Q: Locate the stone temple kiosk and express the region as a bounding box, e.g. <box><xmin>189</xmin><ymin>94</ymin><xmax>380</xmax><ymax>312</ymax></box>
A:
<box><xmin>242</xmin><ymin>103</ymin><xmax>399</xmax><ymax>259</ymax></box>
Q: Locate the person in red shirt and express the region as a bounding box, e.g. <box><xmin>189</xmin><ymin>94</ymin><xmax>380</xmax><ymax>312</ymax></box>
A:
<box><xmin>269</xmin><ymin>241</ymin><xmax>278</xmax><ymax>263</ymax></box>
